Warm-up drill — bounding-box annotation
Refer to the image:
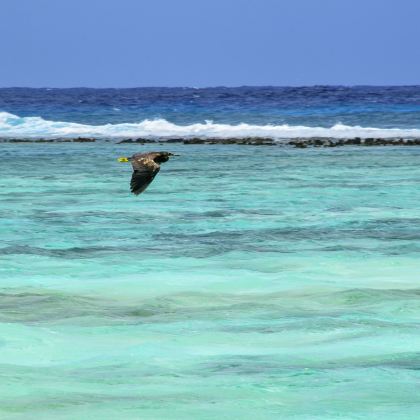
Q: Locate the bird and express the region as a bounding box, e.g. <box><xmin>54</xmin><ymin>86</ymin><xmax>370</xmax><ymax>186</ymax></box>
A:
<box><xmin>117</xmin><ymin>151</ymin><xmax>177</xmax><ymax>195</ymax></box>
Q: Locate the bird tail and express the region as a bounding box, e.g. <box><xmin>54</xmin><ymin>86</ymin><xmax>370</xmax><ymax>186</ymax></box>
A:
<box><xmin>117</xmin><ymin>157</ymin><xmax>130</xmax><ymax>162</ymax></box>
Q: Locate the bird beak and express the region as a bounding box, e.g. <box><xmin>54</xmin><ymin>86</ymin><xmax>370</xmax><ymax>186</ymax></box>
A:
<box><xmin>170</xmin><ymin>153</ymin><xmax>180</xmax><ymax>156</ymax></box>
<box><xmin>117</xmin><ymin>157</ymin><xmax>130</xmax><ymax>162</ymax></box>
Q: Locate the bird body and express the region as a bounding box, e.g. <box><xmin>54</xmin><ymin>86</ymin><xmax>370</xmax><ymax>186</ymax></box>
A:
<box><xmin>118</xmin><ymin>151</ymin><xmax>175</xmax><ymax>195</ymax></box>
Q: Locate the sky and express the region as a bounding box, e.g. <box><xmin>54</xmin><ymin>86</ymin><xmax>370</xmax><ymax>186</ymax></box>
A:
<box><xmin>1</xmin><ymin>0</ymin><xmax>419</xmax><ymax>87</ymax></box>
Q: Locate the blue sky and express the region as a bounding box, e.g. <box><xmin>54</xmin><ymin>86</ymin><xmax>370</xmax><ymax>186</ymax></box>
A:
<box><xmin>1</xmin><ymin>0</ymin><xmax>419</xmax><ymax>87</ymax></box>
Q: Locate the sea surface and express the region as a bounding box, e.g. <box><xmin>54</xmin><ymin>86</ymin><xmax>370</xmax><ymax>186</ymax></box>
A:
<box><xmin>2</xmin><ymin>86</ymin><xmax>420</xmax><ymax>138</ymax></box>
<box><xmin>1</xmin><ymin>87</ymin><xmax>420</xmax><ymax>419</ymax></box>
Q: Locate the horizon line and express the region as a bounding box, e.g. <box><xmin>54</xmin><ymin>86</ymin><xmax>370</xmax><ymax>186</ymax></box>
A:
<box><xmin>1</xmin><ymin>84</ymin><xmax>420</xmax><ymax>90</ymax></box>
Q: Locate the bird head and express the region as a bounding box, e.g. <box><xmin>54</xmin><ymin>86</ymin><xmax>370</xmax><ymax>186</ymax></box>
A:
<box><xmin>153</xmin><ymin>152</ymin><xmax>179</xmax><ymax>163</ymax></box>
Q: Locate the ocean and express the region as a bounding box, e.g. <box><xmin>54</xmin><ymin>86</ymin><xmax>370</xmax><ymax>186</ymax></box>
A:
<box><xmin>2</xmin><ymin>86</ymin><xmax>420</xmax><ymax>139</ymax></box>
<box><xmin>1</xmin><ymin>87</ymin><xmax>420</xmax><ymax>419</ymax></box>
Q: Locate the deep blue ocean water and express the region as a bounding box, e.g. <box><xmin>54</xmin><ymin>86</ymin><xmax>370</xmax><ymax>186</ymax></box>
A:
<box><xmin>1</xmin><ymin>86</ymin><xmax>420</xmax><ymax>138</ymax></box>
<box><xmin>1</xmin><ymin>87</ymin><xmax>420</xmax><ymax>418</ymax></box>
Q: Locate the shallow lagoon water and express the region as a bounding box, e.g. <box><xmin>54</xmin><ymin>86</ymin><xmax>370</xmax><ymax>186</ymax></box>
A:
<box><xmin>1</xmin><ymin>143</ymin><xmax>420</xmax><ymax>419</ymax></box>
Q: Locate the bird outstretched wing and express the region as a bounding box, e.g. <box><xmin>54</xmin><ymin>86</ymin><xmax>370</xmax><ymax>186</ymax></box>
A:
<box><xmin>130</xmin><ymin>154</ymin><xmax>161</xmax><ymax>195</ymax></box>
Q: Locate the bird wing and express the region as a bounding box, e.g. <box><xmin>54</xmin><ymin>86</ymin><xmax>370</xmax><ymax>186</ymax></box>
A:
<box><xmin>130</xmin><ymin>155</ymin><xmax>161</xmax><ymax>195</ymax></box>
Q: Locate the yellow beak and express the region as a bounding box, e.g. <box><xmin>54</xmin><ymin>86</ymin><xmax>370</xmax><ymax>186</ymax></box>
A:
<box><xmin>117</xmin><ymin>157</ymin><xmax>130</xmax><ymax>162</ymax></box>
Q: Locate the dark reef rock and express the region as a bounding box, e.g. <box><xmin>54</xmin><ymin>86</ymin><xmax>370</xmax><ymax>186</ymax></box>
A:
<box><xmin>0</xmin><ymin>137</ymin><xmax>95</xmax><ymax>143</ymax></box>
<box><xmin>118</xmin><ymin>138</ymin><xmax>156</xmax><ymax>144</ymax></box>
<box><xmin>2</xmin><ymin>136</ymin><xmax>420</xmax><ymax>148</ymax></box>
<box><xmin>72</xmin><ymin>137</ymin><xmax>96</xmax><ymax>142</ymax></box>
<box><xmin>285</xmin><ymin>136</ymin><xmax>420</xmax><ymax>148</ymax></box>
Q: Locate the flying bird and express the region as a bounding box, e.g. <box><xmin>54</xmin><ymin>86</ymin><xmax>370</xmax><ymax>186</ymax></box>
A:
<box><xmin>118</xmin><ymin>151</ymin><xmax>176</xmax><ymax>195</ymax></box>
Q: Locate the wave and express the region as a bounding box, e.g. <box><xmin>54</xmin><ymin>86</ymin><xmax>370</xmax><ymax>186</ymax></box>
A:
<box><xmin>1</xmin><ymin>112</ymin><xmax>420</xmax><ymax>139</ymax></box>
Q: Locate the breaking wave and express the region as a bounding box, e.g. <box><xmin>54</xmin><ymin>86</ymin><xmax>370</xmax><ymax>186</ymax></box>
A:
<box><xmin>1</xmin><ymin>112</ymin><xmax>420</xmax><ymax>139</ymax></box>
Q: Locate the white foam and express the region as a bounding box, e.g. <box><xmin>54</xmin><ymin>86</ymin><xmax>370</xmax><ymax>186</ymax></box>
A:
<box><xmin>1</xmin><ymin>111</ymin><xmax>420</xmax><ymax>139</ymax></box>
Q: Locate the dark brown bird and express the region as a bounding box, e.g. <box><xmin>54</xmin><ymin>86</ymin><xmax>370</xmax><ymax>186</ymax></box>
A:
<box><xmin>118</xmin><ymin>151</ymin><xmax>176</xmax><ymax>195</ymax></box>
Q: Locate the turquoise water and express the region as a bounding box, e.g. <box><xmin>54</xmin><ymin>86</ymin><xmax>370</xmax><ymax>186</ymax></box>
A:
<box><xmin>1</xmin><ymin>143</ymin><xmax>420</xmax><ymax>419</ymax></box>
